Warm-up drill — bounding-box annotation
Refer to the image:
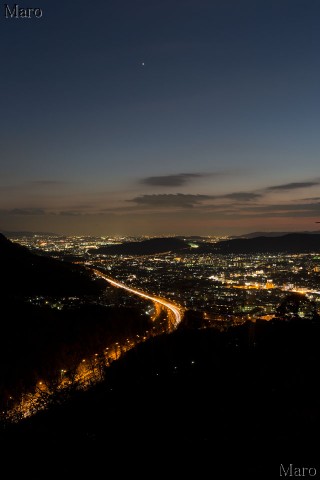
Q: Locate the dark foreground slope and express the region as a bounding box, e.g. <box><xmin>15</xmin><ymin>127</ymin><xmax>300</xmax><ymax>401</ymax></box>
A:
<box><xmin>0</xmin><ymin>234</ymin><xmax>152</xmax><ymax>406</ymax></box>
<box><xmin>0</xmin><ymin>232</ymin><xmax>103</xmax><ymax>296</ymax></box>
<box><xmin>4</xmin><ymin>318</ymin><xmax>320</xmax><ymax>477</ymax></box>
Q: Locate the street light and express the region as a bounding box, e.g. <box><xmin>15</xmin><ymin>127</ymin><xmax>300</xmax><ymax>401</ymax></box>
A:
<box><xmin>114</xmin><ymin>342</ymin><xmax>120</xmax><ymax>359</ymax></box>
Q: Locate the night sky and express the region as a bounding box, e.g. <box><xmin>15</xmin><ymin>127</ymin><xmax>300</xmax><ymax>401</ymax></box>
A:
<box><xmin>1</xmin><ymin>0</ymin><xmax>320</xmax><ymax>235</ymax></box>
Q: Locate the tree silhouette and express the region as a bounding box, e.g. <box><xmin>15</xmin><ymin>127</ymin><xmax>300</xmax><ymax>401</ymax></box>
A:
<box><xmin>276</xmin><ymin>293</ymin><xmax>311</xmax><ymax>319</ymax></box>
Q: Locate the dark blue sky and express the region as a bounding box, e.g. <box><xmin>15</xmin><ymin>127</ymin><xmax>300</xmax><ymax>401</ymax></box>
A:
<box><xmin>1</xmin><ymin>0</ymin><xmax>320</xmax><ymax>235</ymax></box>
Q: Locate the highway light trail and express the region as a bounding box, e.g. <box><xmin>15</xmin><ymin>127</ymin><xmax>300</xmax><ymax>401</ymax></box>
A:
<box><xmin>93</xmin><ymin>269</ymin><xmax>183</xmax><ymax>328</ymax></box>
<box><xmin>5</xmin><ymin>270</ymin><xmax>183</xmax><ymax>423</ymax></box>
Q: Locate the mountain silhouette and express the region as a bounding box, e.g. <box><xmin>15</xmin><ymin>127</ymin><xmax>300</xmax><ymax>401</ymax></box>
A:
<box><xmin>0</xmin><ymin>233</ymin><xmax>102</xmax><ymax>297</ymax></box>
<box><xmin>214</xmin><ymin>233</ymin><xmax>320</xmax><ymax>254</ymax></box>
<box><xmin>90</xmin><ymin>233</ymin><xmax>320</xmax><ymax>256</ymax></box>
<box><xmin>90</xmin><ymin>237</ymin><xmax>189</xmax><ymax>255</ymax></box>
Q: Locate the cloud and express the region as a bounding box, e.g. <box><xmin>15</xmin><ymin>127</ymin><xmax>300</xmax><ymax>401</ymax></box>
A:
<box><xmin>140</xmin><ymin>173</ymin><xmax>205</xmax><ymax>187</ymax></box>
<box><xmin>222</xmin><ymin>192</ymin><xmax>262</xmax><ymax>201</ymax></box>
<box><xmin>69</xmin><ymin>204</ymin><xmax>93</xmax><ymax>209</ymax></box>
<box><xmin>128</xmin><ymin>190</ymin><xmax>262</xmax><ymax>211</ymax></box>
<box><xmin>129</xmin><ymin>193</ymin><xmax>213</xmax><ymax>208</ymax></box>
<box><xmin>247</xmin><ymin>202</ymin><xmax>320</xmax><ymax>212</ymax></box>
<box><xmin>267</xmin><ymin>182</ymin><xmax>320</xmax><ymax>191</ymax></box>
<box><xmin>240</xmin><ymin>202</ymin><xmax>320</xmax><ymax>218</ymax></box>
<box><xmin>8</xmin><ymin>208</ymin><xmax>46</xmax><ymax>215</ymax></box>
<box><xmin>59</xmin><ymin>211</ymin><xmax>83</xmax><ymax>216</ymax></box>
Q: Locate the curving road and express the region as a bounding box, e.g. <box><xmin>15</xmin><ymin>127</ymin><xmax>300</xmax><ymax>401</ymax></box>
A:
<box><xmin>93</xmin><ymin>269</ymin><xmax>183</xmax><ymax>328</ymax></box>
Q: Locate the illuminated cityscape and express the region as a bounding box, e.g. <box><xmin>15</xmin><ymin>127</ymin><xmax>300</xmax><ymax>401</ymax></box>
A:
<box><xmin>11</xmin><ymin>232</ymin><xmax>320</xmax><ymax>323</ymax></box>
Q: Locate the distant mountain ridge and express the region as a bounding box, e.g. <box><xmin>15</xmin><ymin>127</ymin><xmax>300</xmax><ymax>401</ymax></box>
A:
<box><xmin>89</xmin><ymin>233</ymin><xmax>320</xmax><ymax>256</ymax></box>
<box><xmin>232</xmin><ymin>230</ymin><xmax>320</xmax><ymax>239</ymax></box>
<box><xmin>214</xmin><ymin>233</ymin><xmax>320</xmax><ymax>254</ymax></box>
<box><xmin>90</xmin><ymin>237</ymin><xmax>189</xmax><ymax>255</ymax></box>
